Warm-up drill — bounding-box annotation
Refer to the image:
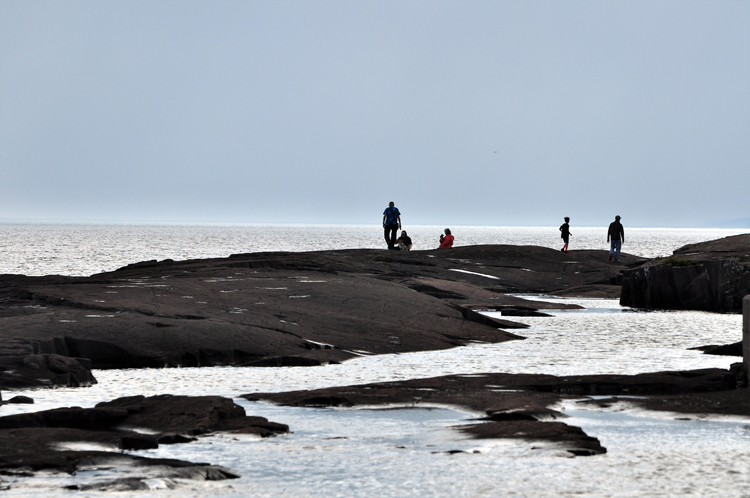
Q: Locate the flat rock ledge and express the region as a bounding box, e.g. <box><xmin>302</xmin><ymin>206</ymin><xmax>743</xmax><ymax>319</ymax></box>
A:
<box><xmin>244</xmin><ymin>367</ymin><xmax>739</xmax><ymax>457</ymax></box>
<box><xmin>0</xmin><ymin>353</ymin><xmax>96</xmax><ymax>391</ymax></box>
<box><xmin>0</xmin><ymin>395</ymin><xmax>288</xmax><ymax>491</ymax></box>
<box><xmin>690</xmin><ymin>341</ymin><xmax>743</xmax><ymax>357</ymax></box>
<box><xmin>0</xmin><ymin>245</ymin><xmax>640</xmax><ymax>371</ymax></box>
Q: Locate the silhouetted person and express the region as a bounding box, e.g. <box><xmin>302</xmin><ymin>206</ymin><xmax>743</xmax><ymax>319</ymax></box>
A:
<box><xmin>382</xmin><ymin>201</ymin><xmax>401</xmax><ymax>250</ymax></box>
<box><xmin>397</xmin><ymin>230</ymin><xmax>413</xmax><ymax>251</ymax></box>
<box><xmin>559</xmin><ymin>217</ymin><xmax>571</xmax><ymax>252</ymax></box>
<box><xmin>607</xmin><ymin>215</ymin><xmax>624</xmax><ymax>262</ymax></box>
<box><xmin>439</xmin><ymin>228</ymin><xmax>454</xmax><ymax>248</ymax></box>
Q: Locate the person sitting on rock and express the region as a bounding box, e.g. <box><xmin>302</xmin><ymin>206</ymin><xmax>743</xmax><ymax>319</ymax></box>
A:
<box><xmin>439</xmin><ymin>228</ymin><xmax>454</xmax><ymax>248</ymax></box>
<box><xmin>397</xmin><ymin>231</ymin><xmax>413</xmax><ymax>251</ymax></box>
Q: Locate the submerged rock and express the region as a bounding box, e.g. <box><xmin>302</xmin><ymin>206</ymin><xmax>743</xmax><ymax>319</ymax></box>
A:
<box><xmin>244</xmin><ymin>368</ymin><xmax>739</xmax><ymax>457</ymax></box>
<box><xmin>65</xmin><ymin>465</ymin><xmax>240</xmax><ymax>492</ymax></box>
<box><xmin>690</xmin><ymin>341</ymin><xmax>743</xmax><ymax>357</ymax></box>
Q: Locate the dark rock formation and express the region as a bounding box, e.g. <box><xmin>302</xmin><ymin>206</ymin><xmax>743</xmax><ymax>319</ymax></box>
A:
<box><xmin>63</xmin><ymin>465</ymin><xmax>240</xmax><ymax>492</ymax></box>
<box><xmin>0</xmin><ymin>245</ymin><xmax>638</xmax><ymax>371</ymax></box>
<box><xmin>95</xmin><ymin>394</ymin><xmax>289</xmax><ymax>436</ymax></box>
<box><xmin>243</xmin><ymin>368</ymin><xmax>736</xmax><ymax>456</ymax></box>
<box><xmin>690</xmin><ymin>341</ymin><xmax>743</xmax><ymax>357</ymax></box>
<box><xmin>629</xmin><ymin>386</ymin><xmax>750</xmax><ymax>417</ymax></box>
<box><xmin>456</xmin><ymin>420</ymin><xmax>606</xmax><ymax>456</ymax></box>
<box><xmin>621</xmin><ymin>234</ymin><xmax>750</xmax><ymax>311</ymax></box>
<box><xmin>0</xmin><ymin>353</ymin><xmax>96</xmax><ymax>390</ymax></box>
<box><xmin>2</xmin><ymin>395</ymin><xmax>33</xmax><ymax>405</ymax></box>
<box><xmin>0</xmin><ymin>395</ymin><xmax>287</xmax><ymax>487</ymax></box>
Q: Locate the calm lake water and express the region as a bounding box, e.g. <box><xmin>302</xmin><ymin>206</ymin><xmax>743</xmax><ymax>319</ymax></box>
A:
<box><xmin>0</xmin><ymin>222</ymin><xmax>744</xmax><ymax>276</ymax></box>
<box><xmin>0</xmin><ymin>223</ymin><xmax>748</xmax><ymax>497</ymax></box>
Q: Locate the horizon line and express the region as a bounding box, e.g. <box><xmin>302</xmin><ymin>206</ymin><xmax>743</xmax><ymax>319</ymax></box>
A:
<box><xmin>0</xmin><ymin>218</ymin><xmax>748</xmax><ymax>231</ymax></box>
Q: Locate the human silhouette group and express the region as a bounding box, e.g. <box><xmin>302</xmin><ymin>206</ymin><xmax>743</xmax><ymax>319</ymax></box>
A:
<box><xmin>384</xmin><ymin>201</ymin><xmax>625</xmax><ymax>260</ymax></box>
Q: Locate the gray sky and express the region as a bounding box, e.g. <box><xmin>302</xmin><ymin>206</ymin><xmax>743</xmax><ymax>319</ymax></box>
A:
<box><xmin>1</xmin><ymin>1</ymin><xmax>748</xmax><ymax>227</ymax></box>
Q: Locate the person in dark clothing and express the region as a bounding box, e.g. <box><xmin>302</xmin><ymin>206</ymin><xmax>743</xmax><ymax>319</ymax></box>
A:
<box><xmin>607</xmin><ymin>215</ymin><xmax>625</xmax><ymax>262</ymax></box>
<box><xmin>382</xmin><ymin>201</ymin><xmax>402</xmax><ymax>250</ymax></box>
<box><xmin>397</xmin><ymin>230</ymin><xmax>413</xmax><ymax>251</ymax></box>
<box><xmin>559</xmin><ymin>217</ymin><xmax>571</xmax><ymax>252</ymax></box>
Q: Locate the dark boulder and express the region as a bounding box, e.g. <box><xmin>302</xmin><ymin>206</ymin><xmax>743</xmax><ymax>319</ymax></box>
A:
<box><xmin>621</xmin><ymin>259</ymin><xmax>750</xmax><ymax>311</ymax></box>
<box><xmin>0</xmin><ymin>406</ymin><xmax>129</xmax><ymax>430</ymax></box>
<box><xmin>457</xmin><ymin>420</ymin><xmax>606</xmax><ymax>456</ymax></box>
<box><xmin>0</xmin><ymin>353</ymin><xmax>96</xmax><ymax>389</ymax></box>
<box><xmin>690</xmin><ymin>341</ymin><xmax>743</xmax><ymax>357</ymax></box>
<box><xmin>4</xmin><ymin>395</ymin><xmax>33</xmax><ymax>404</ymax></box>
<box><xmin>620</xmin><ymin>234</ymin><xmax>750</xmax><ymax>311</ymax></box>
<box><xmin>95</xmin><ymin>394</ymin><xmax>289</xmax><ymax>436</ymax></box>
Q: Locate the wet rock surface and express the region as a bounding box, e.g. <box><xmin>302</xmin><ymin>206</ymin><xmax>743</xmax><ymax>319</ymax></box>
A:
<box><xmin>0</xmin><ymin>353</ymin><xmax>96</xmax><ymax>391</ymax></box>
<box><xmin>628</xmin><ymin>387</ymin><xmax>750</xmax><ymax>417</ymax></box>
<box><xmin>0</xmin><ymin>395</ymin><xmax>287</xmax><ymax>488</ymax></box>
<box><xmin>690</xmin><ymin>341</ymin><xmax>743</xmax><ymax>357</ymax></box>
<box><xmin>621</xmin><ymin>233</ymin><xmax>750</xmax><ymax>311</ymax></box>
<box><xmin>244</xmin><ymin>368</ymin><xmax>737</xmax><ymax>457</ymax></box>
<box><xmin>0</xmin><ymin>245</ymin><xmax>639</xmax><ymax>370</ymax></box>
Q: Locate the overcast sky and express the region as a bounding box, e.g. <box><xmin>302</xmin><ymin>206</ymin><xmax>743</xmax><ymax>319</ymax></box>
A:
<box><xmin>1</xmin><ymin>1</ymin><xmax>748</xmax><ymax>228</ymax></box>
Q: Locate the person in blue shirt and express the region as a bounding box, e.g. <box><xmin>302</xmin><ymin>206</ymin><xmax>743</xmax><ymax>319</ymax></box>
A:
<box><xmin>382</xmin><ymin>201</ymin><xmax>402</xmax><ymax>250</ymax></box>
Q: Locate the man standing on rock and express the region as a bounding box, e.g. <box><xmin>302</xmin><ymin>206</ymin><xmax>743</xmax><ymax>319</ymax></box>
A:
<box><xmin>383</xmin><ymin>201</ymin><xmax>402</xmax><ymax>250</ymax></box>
<box><xmin>607</xmin><ymin>215</ymin><xmax>625</xmax><ymax>262</ymax></box>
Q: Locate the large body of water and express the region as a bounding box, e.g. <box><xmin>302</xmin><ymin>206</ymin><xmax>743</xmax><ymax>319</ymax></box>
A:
<box><xmin>0</xmin><ymin>223</ymin><xmax>748</xmax><ymax>497</ymax></box>
<box><xmin>0</xmin><ymin>222</ymin><xmax>745</xmax><ymax>276</ymax></box>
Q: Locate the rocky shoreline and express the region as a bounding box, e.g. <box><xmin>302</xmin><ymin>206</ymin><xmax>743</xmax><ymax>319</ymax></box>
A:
<box><xmin>243</xmin><ymin>366</ymin><xmax>742</xmax><ymax>457</ymax></box>
<box><xmin>0</xmin><ymin>237</ymin><xmax>748</xmax><ymax>490</ymax></box>
<box><xmin>621</xmin><ymin>233</ymin><xmax>750</xmax><ymax>312</ymax></box>
<box><xmin>0</xmin><ymin>395</ymin><xmax>288</xmax><ymax>491</ymax></box>
<box><xmin>0</xmin><ymin>244</ymin><xmax>645</xmax><ymax>385</ymax></box>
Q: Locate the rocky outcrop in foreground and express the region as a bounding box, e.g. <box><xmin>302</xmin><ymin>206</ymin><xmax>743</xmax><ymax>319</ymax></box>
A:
<box><xmin>0</xmin><ymin>353</ymin><xmax>96</xmax><ymax>391</ymax></box>
<box><xmin>244</xmin><ymin>367</ymin><xmax>737</xmax><ymax>457</ymax></box>
<box><xmin>0</xmin><ymin>395</ymin><xmax>288</xmax><ymax>491</ymax></box>
<box><xmin>0</xmin><ymin>245</ymin><xmax>640</xmax><ymax>371</ymax></box>
<box><xmin>621</xmin><ymin>234</ymin><xmax>750</xmax><ymax>311</ymax></box>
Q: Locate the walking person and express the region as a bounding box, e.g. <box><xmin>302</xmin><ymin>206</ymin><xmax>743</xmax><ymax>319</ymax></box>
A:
<box><xmin>559</xmin><ymin>217</ymin><xmax>571</xmax><ymax>252</ymax></box>
<box><xmin>382</xmin><ymin>201</ymin><xmax>401</xmax><ymax>250</ymax></box>
<box><xmin>607</xmin><ymin>215</ymin><xmax>625</xmax><ymax>262</ymax></box>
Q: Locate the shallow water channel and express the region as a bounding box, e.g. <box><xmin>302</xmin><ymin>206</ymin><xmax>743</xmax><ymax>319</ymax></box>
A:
<box><xmin>2</xmin><ymin>298</ymin><xmax>749</xmax><ymax>497</ymax></box>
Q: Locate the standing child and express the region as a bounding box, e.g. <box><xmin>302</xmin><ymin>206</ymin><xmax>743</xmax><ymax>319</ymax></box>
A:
<box><xmin>559</xmin><ymin>217</ymin><xmax>571</xmax><ymax>252</ymax></box>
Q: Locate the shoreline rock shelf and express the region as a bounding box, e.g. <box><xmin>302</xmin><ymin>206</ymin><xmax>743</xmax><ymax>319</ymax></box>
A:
<box><xmin>621</xmin><ymin>234</ymin><xmax>750</xmax><ymax>312</ymax></box>
<box><xmin>0</xmin><ymin>394</ymin><xmax>288</xmax><ymax>490</ymax></box>
<box><xmin>0</xmin><ymin>245</ymin><xmax>642</xmax><ymax>380</ymax></box>
<box><xmin>0</xmin><ymin>239</ymin><xmax>747</xmax><ymax>490</ymax></box>
<box><xmin>244</xmin><ymin>367</ymin><xmax>742</xmax><ymax>457</ymax></box>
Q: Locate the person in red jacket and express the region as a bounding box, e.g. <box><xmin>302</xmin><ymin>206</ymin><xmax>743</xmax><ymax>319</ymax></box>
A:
<box><xmin>439</xmin><ymin>228</ymin><xmax>454</xmax><ymax>248</ymax></box>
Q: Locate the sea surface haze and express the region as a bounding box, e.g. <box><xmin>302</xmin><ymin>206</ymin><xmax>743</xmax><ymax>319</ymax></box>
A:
<box><xmin>0</xmin><ymin>222</ymin><xmax>744</xmax><ymax>276</ymax></box>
